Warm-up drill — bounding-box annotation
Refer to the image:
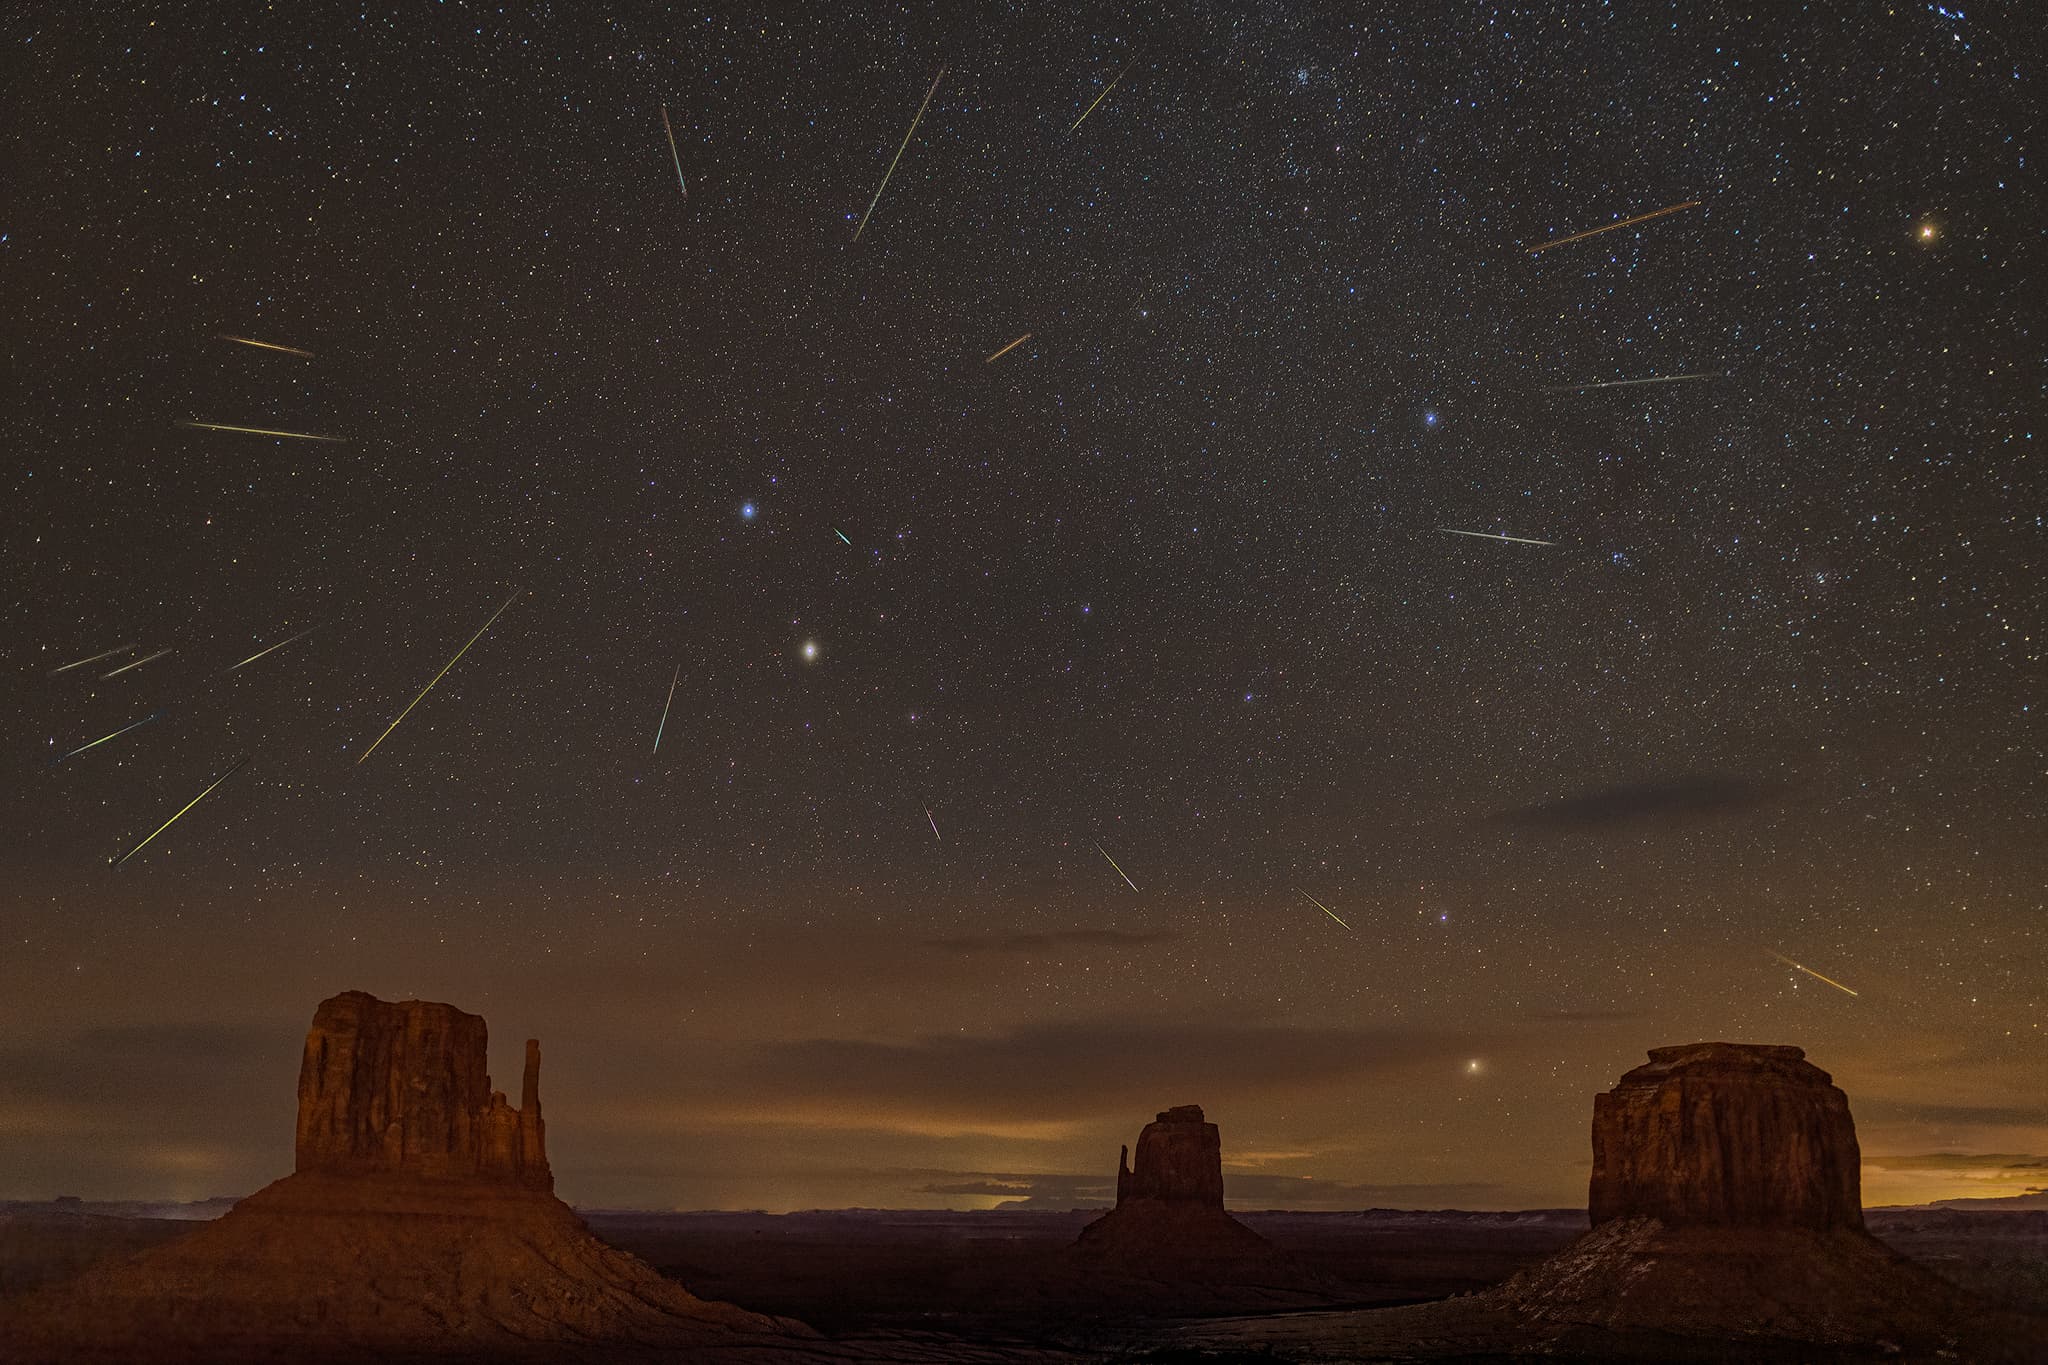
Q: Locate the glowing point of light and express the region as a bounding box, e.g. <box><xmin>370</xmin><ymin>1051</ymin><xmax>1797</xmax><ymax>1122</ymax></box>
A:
<box><xmin>801</xmin><ymin>640</ymin><xmax>819</xmax><ymax>662</ymax></box>
<box><xmin>1423</xmin><ymin>410</ymin><xmax>1439</xmax><ymax>427</ymax></box>
<box><xmin>741</xmin><ymin>502</ymin><xmax>756</xmax><ymax>519</ymax></box>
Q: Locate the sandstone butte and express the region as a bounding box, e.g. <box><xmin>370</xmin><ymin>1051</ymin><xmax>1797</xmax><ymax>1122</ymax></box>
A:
<box><xmin>1074</xmin><ymin>1104</ymin><xmax>1275</xmax><ymax>1261</ymax></box>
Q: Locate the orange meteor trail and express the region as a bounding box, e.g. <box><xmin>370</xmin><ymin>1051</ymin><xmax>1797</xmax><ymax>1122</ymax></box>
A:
<box><xmin>854</xmin><ymin>67</ymin><xmax>945</xmax><ymax>242</ymax></box>
<box><xmin>110</xmin><ymin>756</ymin><xmax>248</xmax><ymax>866</ymax></box>
<box><xmin>1297</xmin><ymin>887</ymin><xmax>1352</xmax><ymax>930</ymax></box>
<box><xmin>1092</xmin><ymin>838</ymin><xmax>1139</xmax><ymax>893</ymax></box>
<box><xmin>1770</xmin><ymin>950</ymin><xmax>1860</xmax><ymax>997</ymax></box>
<box><xmin>224</xmin><ymin>624</ymin><xmax>319</xmax><ymax>674</ymax></box>
<box><xmin>1526</xmin><ymin>200</ymin><xmax>1701</xmax><ymax>254</ymax></box>
<box><xmin>101</xmin><ymin>647</ymin><xmax>173</xmax><ymax>678</ymax></box>
<box><xmin>985</xmin><ymin>332</ymin><xmax>1032</xmax><ymax>363</ymax></box>
<box><xmin>357</xmin><ymin>589</ymin><xmax>522</xmax><ymax>765</ymax></box>
<box><xmin>50</xmin><ymin>644</ymin><xmax>136</xmax><ymax>675</ymax></box>
<box><xmin>1069</xmin><ymin>61</ymin><xmax>1131</xmax><ymax>135</ymax></box>
<box><xmin>179</xmin><ymin>421</ymin><xmax>345</xmax><ymax>442</ymax></box>
<box><xmin>218</xmin><ymin>334</ymin><xmax>314</xmax><ymax>358</ymax></box>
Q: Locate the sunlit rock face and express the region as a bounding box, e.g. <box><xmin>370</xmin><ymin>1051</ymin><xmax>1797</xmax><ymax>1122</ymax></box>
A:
<box><xmin>1589</xmin><ymin>1042</ymin><xmax>1860</xmax><ymax>1231</ymax></box>
<box><xmin>295</xmin><ymin>990</ymin><xmax>551</xmax><ymax>1190</ymax></box>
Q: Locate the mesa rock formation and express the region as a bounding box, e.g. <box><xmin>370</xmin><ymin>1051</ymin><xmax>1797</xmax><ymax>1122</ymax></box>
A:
<box><xmin>0</xmin><ymin>991</ymin><xmax>817</xmax><ymax>1364</ymax></box>
<box><xmin>1076</xmin><ymin>1104</ymin><xmax>1267</xmax><ymax>1259</ymax></box>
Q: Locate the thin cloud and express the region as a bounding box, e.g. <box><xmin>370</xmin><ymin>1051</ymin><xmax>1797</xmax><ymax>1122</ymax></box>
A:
<box><xmin>1492</xmin><ymin>774</ymin><xmax>1786</xmax><ymax>831</ymax></box>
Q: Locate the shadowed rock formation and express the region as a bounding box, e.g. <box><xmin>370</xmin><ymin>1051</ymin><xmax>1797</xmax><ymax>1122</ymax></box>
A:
<box><xmin>1077</xmin><ymin>1105</ymin><xmax>1267</xmax><ymax>1260</ymax></box>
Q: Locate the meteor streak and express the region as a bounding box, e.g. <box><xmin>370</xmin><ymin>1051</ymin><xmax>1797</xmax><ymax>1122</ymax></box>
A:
<box><xmin>1092</xmin><ymin>838</ymin><xmax>1139</xmax><ymax>893</ymax></box>
<box><xmin>1438</xmin><ymin>528</ymin><xmax>1556</xmax><ymax>547</ymax></box>
<box><xmin>1069</xmin><ymin>61</ymin><xmax>1131</xmax><ymax>135</ymax></box>
<box><xmin>217</xmin><ymin>334</ymin><xmax>314</xmax><ymax>358</ymax></box>
<box><xmin>54</xmin><ymin>711</ymin><xmax>162</xmax><ymax>765</ymax></box>
<box><xmin>109</xmin><ymin>756</ymin><xmax>248</xmax><ymax>867</ymax></box>
<box><xmin>834</xmin><ymin>527</ymin><xmax>853</xmax><ymax>546</ymax></box>
<box><xmin>50</xmin><ymin>644</ymin><xmax>136</xmax><ymax>675</ymax></box>
<box><xmin>653</xmin><ymin>664</ymin><xmax>679</xmax><ymax>754</ymax></box>
<box><xmin>1297</xmin><ymin>887</ymin><xmax>1352</xmax><ymax>931</ymax></box>
<box><xmin>985</xmin><ymin>332</ymin><xmax>1032</xmax><ymax>363</ymax></box>
<box><xmin>356</xmin><ymin>589</ymin><xmax>522</xmax><ymax>765</ymax></box>
<box><xmin>1526</xmin><ymin>200</ymin><xmax>1701</xmax><ymax>253</ymax></box>
<box><xmin>853</xmin><ymin>67</ymin><xmax>945</xmax><ymax>242</ymax></box>
<box><xmin>1770</xmin><ymin>950</ymin><xmax>1860</xmax><ymax>997</ymax></box>
<box><xmin>1543</xmin><ymin>372</ymin><xmax>1720</xmax><ymax>394</ymax></box>
<box><xmin>224</xmin><ymin>624</ymin><xmax>320</xmax><ymax>674</ymax></box>
<box><xmin>926</xmin><ymin>806</ymin><xmax>941</xmax><ymax>841</ymax></box>
<box><xmin>101</xmin><ymin>647</ymin><xmax>173</xmax><ymax>678</ymax></box>
<box><xmin>659</xmin><ymin>104</ymin><xmax>688</xmax><ymax>198</ymax></box>
<box><xmin>179</xmin><ymin>421</ymin><xmax>345</xmax><ymax>442</ymax></box>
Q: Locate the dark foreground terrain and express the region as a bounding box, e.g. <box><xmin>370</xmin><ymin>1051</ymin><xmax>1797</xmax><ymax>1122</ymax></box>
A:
<box><xmin>3</xmin><ymin>1201</ymin><xmax>2043</xmax><ymax>1361</ymax></box>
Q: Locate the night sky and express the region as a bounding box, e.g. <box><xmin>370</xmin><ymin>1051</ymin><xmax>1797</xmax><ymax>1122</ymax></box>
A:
<box><xmin>3</xmin><ymin>4</ymin><xmax>2041</xmax><ymax>1214</ymax></box>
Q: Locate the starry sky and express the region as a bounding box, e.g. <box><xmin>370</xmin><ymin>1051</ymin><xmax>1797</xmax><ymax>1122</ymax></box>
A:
<box><xmin>2</xmin><ymin>4</ymin><xmax>2041</xmax><ymax>1213</ymax></box>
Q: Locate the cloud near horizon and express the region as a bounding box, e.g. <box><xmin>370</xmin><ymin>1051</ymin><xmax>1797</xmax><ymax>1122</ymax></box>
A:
<box><xmin>905</xmin><ymin>1167</ymin><xmax>1506</xmax><ymax>1211</ymax></box>
<box><xmin>1491</xmin><ymin>774</ymin><xmax>1786</xmax><ymax>831</ymax></box>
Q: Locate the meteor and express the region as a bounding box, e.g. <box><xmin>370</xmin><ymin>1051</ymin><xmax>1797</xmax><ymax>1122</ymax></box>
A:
<box><xmin>217</xmin><ymin>334</ymin><xmax>314</xmax><ymax>358</ymax></box>
<box><xmin>179</xmin><ymin>421</ymin><xmax>345</xmax><ymax>442</ymax></box>
<box><xmin>54</xmin><ymin>711</ymin><xmax>162</xmax><ymax>765</ymax></box>
<box><xmin>1069</xmin><ymin>61</ymin><xmax>1131</xmax><ymax>135</ymax></box>
<box><xmin>1438</xmin><ymin>528</ymin><xmax>1556</xmax><ymax>547</ymax></box>
<box><xmin>1526</xmin><ymin>199</ymin><xmax>1701</xmax><ymax>254</ymax></box>
<box><xmin>101</xmin><ymin>647</ymin><xmax>173</xmax><ymax>678</ymax></box>
<box><xmin>1770</xmin><ymin>950</ymin><xmax>1860</xmax><ymax>998</ymax></box>
<box><xmin>1543</xmin><ymin>372</ymin><xmax>1719</xmax><ymax>394</ymax></box>
<box><xmin>834</xmin><ymin>527</ymin><xmax>853</xmax><ymax>546</ymax></box>
<box><xmin>223</xmin><ymin>624</ymin><xmax>320</xmax><ymax>674</ymax></box>
<box><xmin>50</xmin><ymin>644</ymin><xmax>136</xmax><ymax>675</ymax></box>
<box><xmin>356</xmin><ymin>589</ymin><xmax>522</xmax><ymax>765</ymax></box>
<box><xmin>926</xmin><ymin>806</ymin><xmax>941</xmax><ymax>841</ymax></box>
<box><xmin>854</xmin><ymin>66</ymin><xmax>945</xmax><ymax>242</ymax></box>
<box><xmin>653</xmin><ymin>663</ymin><xmax>679</xmax><ymax>754</ymax></box>
<box><xmin>985</xmin><ymin>332</ymin><xmax>1032</xmax><ymax>363</ymax></box>
<box><xmin>1092</xmin><ymin>838</ymin><xmax>1139</xmax><ymax>893</ymax></box>
<box><xmin>659</xmin><ymin>104</ymin><xmax>688</xmax><ymax>198</ymax></box>
<box><xmin>109</xmin><ymin>756</ymin><xmax>249</xmax><ymax>867</ymax></box>
<box><xmin>1297</xmin><ymin>887</ymin><xmax>1352</xmax><ymax>931</ymax></box>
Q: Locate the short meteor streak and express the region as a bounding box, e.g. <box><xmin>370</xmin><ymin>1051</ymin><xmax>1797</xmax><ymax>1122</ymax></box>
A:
<box><xmin>985</xmin><ymin>332</ymin><xmax>1032</xmax><ymax>363</ymax></box>
<box><xmin>659</xmin><ymin>104</ymin><xmax>688</xmax><ymax>198</ymax></box>
<box><xmin>1543</xmin><ymin>372</ymin><xmax>1719</xmax><ymax>394</ymax></box>
<box><xmin>217</xmin><ymin>334</ymin><xmax>314</xmax><ymax>358</ymax></box>
<box><xmin>854</xmin><ymin>67</ymin><xmax>945</xmax><ymax>242</ymax></box>
<box><xmin>1770</xmin><ymin>950</ymin><xmax>1860</xmax><ymax>998</ymax></box>
<box><xmin>1438</xmin><ymin>528</ymin><xmax>1556</xmax><ymax>547</ymax></box>
<box><xmin>1527</xmin><ymin>199</ymin><xmax>1701</xmax><ymax>254</ymax></box>
<box><xmin>54</xmin><ymin>711</ymin><xmax>162</xmax><ymax>765</ymax></box>
<box><xmin>50</xmin><ymin>644</ymin><xmax>136</xmax><ymax>675</ymax></box>
<box><xmin>357</xmin><ymin>589</ymin><xmax>522</xmax><ymax>765</ymax></box>
<box><xmin>101</xmin><ymin>647</ymin><xmax>173</xmax><ymax>678</ymax></box>
<box><xmin>652</xmin><ymin>664</ymin><xmax>680</xmax><ymax>754</ymax></box>
<box><xmin>1297</xmin><ymin>887</ymin><xmax>1352</xmax><ymax>931</ymax></box>
<box><xmin>1092</xmin><ymin>838</ymin><xmax>1139</xmax><ymax>893</ymax></box>
<box><xmin>834</xmin><ymin>527</ymin><xmax>853</xmax><ymax>546</ymax></box>
<box><xmin>179</xmin><ymin>421</ymin><xmax>344</xmax><ymax>442</ymax></box>
<box><xmin>109</xmin><ymin>755</ymin><xmax>249</xmax><ymax>867</ymax></box>
<box><xmin>1069</xmin><ymin>61</ymin><xmax>1132</xmax><ymax>135</ymax></box>
<box><xmin>926</xmin><ymin>806</ymin><xmax>942</xmax><ymax>841</ymax></box>
<box><xmin>223</xmin><ymin>624</ymin><xmax>320</xmax><ymax>674</ymax></box>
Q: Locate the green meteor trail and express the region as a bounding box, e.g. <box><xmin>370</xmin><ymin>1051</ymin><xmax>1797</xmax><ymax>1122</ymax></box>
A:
<box><xmin>834</xmin><ymin>527</ymin><xmax>852</xmax><ymax>546</ymax></box>
<box><xmin>110</xmin><ymin>756</ymin><xmax>248</xmax><ymax>866</ymax></box>
<box><xmin>854</xmin><ymin>67</ymin><xmax>945</xmax><ymax>242</ymax></box>
<box><xmin>357</xmin><ymin>589</ymin><xmax>522</xmax><ymax>765</ymax></box>
<box><xmin>224</xmin><ymin>624</ymin><xmax>320</xmax><ymax>674</ymax></box>
<box><xmin>1297</xmin><ymin>887</ymin><xmax>1352</xmax><ymax>930</ymax></box>
<box><xmin>55</xmin><ymin>711</ymin><xmax>162</xmax><ymax>765</ymax></box>
<box><xmin>1092</xmin><ymin>838</ymin><xmax>1139</xmax><ymax>893</ymax></box>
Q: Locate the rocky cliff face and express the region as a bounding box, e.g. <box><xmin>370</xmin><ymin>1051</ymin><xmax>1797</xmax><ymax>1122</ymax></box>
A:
<box><xmin>1077</xmin><ymin>1103</ymin><xmax>1278</xmax><ymax>1270</ymax></box>
<box><xmin>1588</xmin><ymin>1042</ymin><xmax>1860</xmax><ymax>1231</ymax></box>
<box><xmin>294</xmin><ymin>989</ymin><xmax>550</xmax><ymax>1190</ymax></box>
<box><xmin>1115</xmin><ymin>1104</ymin><xmax>1227</xmax><ymax>1209</ymax></box>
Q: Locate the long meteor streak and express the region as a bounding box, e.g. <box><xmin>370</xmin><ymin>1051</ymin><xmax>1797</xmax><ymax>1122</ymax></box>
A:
<box><xmin>1297</xmin><ymin>887</ymin><xmax>1352</xmax><ymax>931</ymax></box>
<box><xmin>179</xmin><ymin>421</ymin><xmax>345</xmax><ymax>442</ymax></box>
<box><xmin>224</xmin><ymin>624</ymin><xmax>320</xmax><ymax>674</ymax></box>
<box><xmin>926</xmin><ymin>806</ymin><xmax>941</xmax><ymax>841</ymax></box>
<box><xmin>1543</xmin><ymin>372</ymin><xmax>1720</xmax><ymax>394</ymax></box>
<box><xmin>986</xmin><ymin>332</ymin><xmax>1032</xmax><ymax>363</ymax></box>
<box><xmin>854</xmin><ymin>67</ymin><xmax>945</xmax><ymax>242</ymax></box>
<box><xmin>102</xmin><ymin>647</ymin><xmax>173</xmax><ymax>678</ymax></box>
<box><xmin>1069</xmin><ymin>62</ymin><xmax>1131</xmax><ymax>135</ymax></box>
<box><xmin>357</xmin><ymin>589</ymin><xmax>522</xmax><ymax>765</ymax></box>
<box><xmin>50</xmin><ymin>644</ymin><xmax>136</xmax><ymax>675</ymax></box>
<box><xmin>55</xmin><ymin>711</ymin><xmax>162</xmax><ymax>765</ymax></box>
<box><xmin>110</xmin><ymin>756</ymin><xmax>248</xmax><ymax>866</ymax></box>
<box><xmin>218</xmin><ymin>334</ymin><xmax>314</xmax><ymax>358</ymax></box>
<box><xmin>653</xmin><ymin>664</ymin><xmax>679</xmax><ymax>754</ymax></box>
<box><xmin>1092</xmin><ymin>838</ymin><xmax>1139</xmax><ymax>893</ymax></box>
<box><xmin>1770</xmin><ymin>950</ymin><xmax>1860</xmax><ymax>997</ymax></box>
<box><xmin>834</xmin><ymin>527</ymin><xmax>853</xmax><ymax>546</ymax></box>
<box><xmin>1438</xmin><ymin>528</ymin><xmax>1556</xmax><ymax>547</ymax></box>
<box><xmin>1527</xmin><ymin>200</ymin><xmax>1701</xmax><ymax>254</ymax></box>
<box><xmin>659</xmin><ymin>104</ymin><xmax>688</xmax><ymax>198</ymax></box>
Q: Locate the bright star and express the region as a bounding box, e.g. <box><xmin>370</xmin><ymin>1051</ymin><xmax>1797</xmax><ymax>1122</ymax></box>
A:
<box><xmin>1424</xmin><ymin>410</ymin><xmax>1439</xmax><ymax>427</ymax></box>
<box><xmin>741</xmin><ymin>502</ymin><xmax>756</xmax><ymax>519</ymax></box>
<box><xmin>801</xmin><ymin>640</ymin><xmax>819</xmax><ymax>662</ymax></box>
